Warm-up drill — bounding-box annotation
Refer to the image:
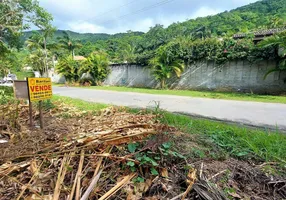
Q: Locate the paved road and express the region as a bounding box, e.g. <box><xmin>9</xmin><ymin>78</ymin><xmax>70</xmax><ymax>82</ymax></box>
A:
<box><xmin>53</xmin><ymin>86</ymin><xmax>286</xmax><ymax>131</ymax></box>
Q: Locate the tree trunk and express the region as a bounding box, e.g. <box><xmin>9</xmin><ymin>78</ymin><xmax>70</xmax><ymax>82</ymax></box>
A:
<box><xmin>72</xmin><ymin>49</ymin><xmax>75</xmax><ymax>59</ymax></box>
<box><xmin>44</xmin><ymin>37</ymin><xmax>48</xmax><ymax>77</ymax></box>
<box><xmin>160</xmin><ymin>79</ymin><xmax>166</xmax><ymax>89</ymax></box>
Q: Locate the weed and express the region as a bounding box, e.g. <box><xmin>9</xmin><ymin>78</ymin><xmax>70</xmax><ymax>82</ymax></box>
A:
<box><xmin>41</xmin><ymin>100</ymin><xmax>56</xmax><ymax>111</ymax></box>
<box><xmin>160</xmin><ymin>111</ymin><xmax>286</xmax><ymax>164</ymax></box>
<box><xmin>125</xmin><ymin>139</ymin><xmax>185</xmax><ymax>176</ymax></box>
<box><xmin>133</xmin><ymin>177</ymin><xmax>145</xmax><ymax>183</ymax></box>
<box><xmin>191</xmin><ymin>148</ymin><xmax>206</xmax><ymax>159</ymax></box>
<box><xmin>0</xmin><ymin>86</ymin><xmax>14</xmax><ymax>105</ymax></box>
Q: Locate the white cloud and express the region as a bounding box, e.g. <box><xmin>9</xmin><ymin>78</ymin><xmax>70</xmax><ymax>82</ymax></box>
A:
<box><xmin>39</xmin><ymin>0</ymin><xmax>258</xmax><ymax>34</ymax></box>
<box><xmin>191</xmin><ymin>7</ymin><xmax>221</xmax><ymax>19</ymax></box>
<box><xmin>68</xmin><ymin>21</ymin><xmax>106</xmax><ymax>33</ymax></box>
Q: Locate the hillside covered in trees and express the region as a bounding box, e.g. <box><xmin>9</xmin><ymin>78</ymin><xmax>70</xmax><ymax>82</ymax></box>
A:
<box><xmin>66</xmin><ymin>0</ymin><xmax>286</xmax><ymax>64</ymax></box>
<box><xmin>21</xmin><ymin>30</ymin><xmax>144</xmax><ymax>44</ymax></box>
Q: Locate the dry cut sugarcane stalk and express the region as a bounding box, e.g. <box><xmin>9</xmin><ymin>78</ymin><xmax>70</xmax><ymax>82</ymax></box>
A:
<box><xmin>68</xmin><ymin>150</ymin><xmax>85</xmax><ymax>200</ymax></box>
<box><xmin>16</xmin><ymin>159</ymin><xmax>46</xmax><ymax>200</ymax></box>
<box><xmin>76</xmin><ymin>150</ymin><xmax>85</xmax><ymax>200</ymax></box>
<box><xmin>53</xmin><ymin>153</ymin><xmax>72</xmax><ymax>200</ymax></box>
<box><xmin>98</xmin><ymin>173</ymin><xmax>136</xmax><ymax>200</ymax></box>
<box><xmin>80</xmin><ymin>170</ymin><xmax>103</xmax><ymax>200</ymax></box>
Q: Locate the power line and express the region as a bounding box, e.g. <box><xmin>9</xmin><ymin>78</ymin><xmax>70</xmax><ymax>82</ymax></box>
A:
<box><xmin>86</xmin><ymin>0</ymin><xmax>140</xmax><ymax>22</ymax></box>
<box><xmin>94</xmin><ymin>0</ymin><xmax>177</xmax><ymax>25</ymax></box>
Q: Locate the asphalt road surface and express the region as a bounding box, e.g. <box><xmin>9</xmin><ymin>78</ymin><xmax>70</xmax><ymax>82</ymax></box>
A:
<box><xmin>53</xmin><ymin>86</ymin><xmax>286</xmax><ymax>131</ymax></box>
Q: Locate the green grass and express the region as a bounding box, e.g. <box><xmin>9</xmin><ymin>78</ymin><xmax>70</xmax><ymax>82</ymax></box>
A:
<box><xmin>54</xmin><ymin>85</ymin><xmax>286</xmax><ymax>104</ymax></box>
<box><xmin>52</xmin><ymin>95</ymin><xmax>286</xmax><ymax>165</ymax></box>
<box><xmin>52</xmin><ymin>95</ymin><xmax>108</xmax><ymax>111</ymax></box>
<box><xmin>161</xmin><ymin>112</ymin><xmax>286</xmax><ymax>164</ymax></box>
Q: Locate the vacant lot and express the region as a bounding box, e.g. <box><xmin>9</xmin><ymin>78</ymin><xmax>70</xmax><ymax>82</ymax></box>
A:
<box><xmin>2</xmin><ymin>94</ymin><xmax>285</xmax><ymax>199</ymax></box>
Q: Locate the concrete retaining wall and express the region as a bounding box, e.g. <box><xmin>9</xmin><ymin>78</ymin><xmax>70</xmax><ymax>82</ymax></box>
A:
<box><xmin>104</xmin><ymin>60</ymin><xmax>286</xmax><ymax>94</ymax></box>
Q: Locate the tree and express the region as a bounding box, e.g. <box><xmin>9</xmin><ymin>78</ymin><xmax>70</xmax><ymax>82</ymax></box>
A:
<box><xmin>79</xmin><ymin>52</ymin><xmax>110</xmax><ymax>85</ymax></box>
<box><xmin>56</xmin><ymin>56</ymin><xmax>81</xmax><ymax>82</ymax></box>
<box><xmin>25</xmin><ymin>30</ymin><xmax>55</xmax><ymax>76</ymax></box>
<box><xmin>58</xmin><ymin>31</ymin><xmax>82</xmax><ymax>58</ymax></box>
<box><xmin>149</xmin><ymin>46</ymin><xmax>185</xmax><ymax>88</ymax></box>
<box><xmin>258</xmin><ymin>31</ymin><xmax>286</xmax><ymax>78</ymax></box>
<box><xmin>0</xmin><ymin>0</ymin><xmax>53</xmax><ymax>76</ymax></box>
<box><xmin>25</xmin><ymin>49</ymin><xmax>52</xmax><ymax>76</ymax></box>
<box><xmin>119</xmin><ymin>43</ymin><xmax>136</xmax><ymax>63</ymax></box>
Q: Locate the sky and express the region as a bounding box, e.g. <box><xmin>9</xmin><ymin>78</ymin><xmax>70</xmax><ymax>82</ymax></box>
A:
<box><xmin>38</xmin><ymin>0</ymin><xmax>258</xmax><ymax>34</ymax></box>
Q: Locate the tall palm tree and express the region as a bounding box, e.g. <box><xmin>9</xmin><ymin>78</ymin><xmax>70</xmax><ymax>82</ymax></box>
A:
<box><xmin>26</xmin><ymin>49</ymin><xmax>52</xmax><ymax>76</ymax></box>
<box><xmin>149</xmin><ymin>46</ymin><xmax>185</xmax><ymax>88</ymax></box>
<box><xmin>258</xmin><ymin>31</ymin><xmax>286</xmax><ymax>78</ymax></box>
<box><xmin>25</xmin><ymin>29</ymin><xmax>55</xmax><ymax>76</ymax></box>
<box><xmin>58</xmin><ymin>31</ymin><xmax>82</xmax><ymax>58</ymax></box>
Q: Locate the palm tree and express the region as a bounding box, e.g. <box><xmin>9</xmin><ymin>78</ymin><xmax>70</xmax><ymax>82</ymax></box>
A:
<box><xmin>119</xmin><ymin>43</ymin><xmax>136</xmax><ymax>63</ymax></box>
<box><xmin>79</xmin><ymin>52</ymin><xmax>110</xmax><ymax>85</ymax></box>
<box><xmin>25</xmin><ymin>50</ymin><xmax>52</xmax><ymax>76</ymax></box>
<box><xmin>258</xmin><ymin>31</ymin><xmax>286</xmax><ymax>78</ymax></box>
<box><xmin>56</xmin><ymin>56</ymin><xmax>80</xmax><ymax>82</ymax></box>
<box><xmin>149</xmin><ymin>46</ymin><xmax>185</xmax><ymax>88</ymax></box>
<box><xmin>58</xmin><ymin>31</ymin><xmax>82</xmax><ymax>58</ymax></box>
<box><xmin>25</xmin><ymin>29</ymin><xmax>55</xmax><ymax>76</ymax></box>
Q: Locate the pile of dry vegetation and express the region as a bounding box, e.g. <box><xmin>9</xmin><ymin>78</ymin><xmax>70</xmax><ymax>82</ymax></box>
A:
<box><xmin>0</xmin><ymin>102</ymin><xmax>285</xmax><ymax>200</ymax></box>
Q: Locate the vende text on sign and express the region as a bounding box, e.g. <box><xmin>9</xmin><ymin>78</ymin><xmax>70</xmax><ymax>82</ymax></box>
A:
<box><xmin>27</xmin><ymin>78</ymin><xmax>53</xmax><ymax>102</ymax></box>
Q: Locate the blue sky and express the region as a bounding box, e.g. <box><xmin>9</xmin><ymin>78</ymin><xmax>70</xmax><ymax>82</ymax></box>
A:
<box><xmin>38</xmin><ymin>0</ymin><xmax>258</xmax><ymax>34</ymax></box>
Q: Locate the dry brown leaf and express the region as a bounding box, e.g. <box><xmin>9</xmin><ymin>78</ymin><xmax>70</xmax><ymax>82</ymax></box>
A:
<box><xmin>161</xmin><ymin>168</ymin><xmax>168</xmax><ymax>178</ymax></box>
<box><xmin>228</xmin><ymin>192</ymin><xmax>242</xmax><ymax>199</ymax></box>
<box><xmin>186</xmin><ymin>168</ymin><xmax>197</xmax><ymax>184</ymax></box>
<box><xmin>29</xmin><ymin>160</ymin><xmax>38</xmax><ymax>174</ymax></box>
<box><xmin>182</xmin><ymin>168</ymin><xmax>197</xmax><ymax>200</ymax></box>
<box><xmin>145</xmin><ymin>196</ymin><xmax>159</xmax><ymax>200</ymax></box>
<box><xmin>25</xmin><ymin>194</ymin><xmax>52</xmax><ymax>200</ymax></box>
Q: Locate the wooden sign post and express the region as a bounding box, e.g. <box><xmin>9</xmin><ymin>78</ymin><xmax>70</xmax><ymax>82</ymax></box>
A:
<box><xmin>13</xmin><ymin>80</ymin><xmax>33</xmax><ymax>126</ymax></box>
<box><xmin>27</xmin><ymin>78</ymin><xmax>53</xmax><ymax>129</ymax></box>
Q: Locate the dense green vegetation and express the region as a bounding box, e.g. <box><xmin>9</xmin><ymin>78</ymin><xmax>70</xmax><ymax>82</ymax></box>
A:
<box><xmin>57</xmin><ymin>0</ymin><xmax>286</xmax><ymax>64</ymax></box>
<box><xmin>1</xmin><ymin>0</ymin><xmax>286</xmax><ymax>89</ymax></box>
<box><xmin>21</xmin><ymin>30</ymin><xmax>144</xmax><ymax>45</ymax></box>
<box><xmin>0</xmin><ymin>86</ymin><xmax>14</xmax><ymax>104</ymax></box>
